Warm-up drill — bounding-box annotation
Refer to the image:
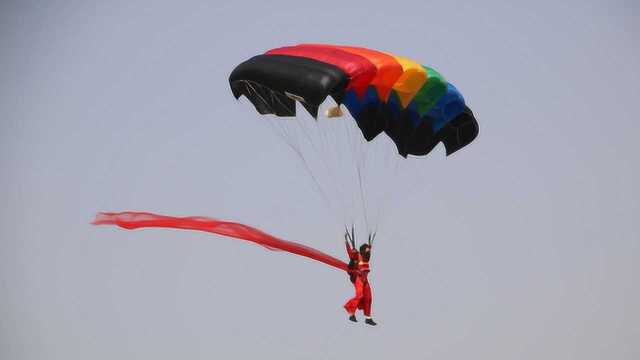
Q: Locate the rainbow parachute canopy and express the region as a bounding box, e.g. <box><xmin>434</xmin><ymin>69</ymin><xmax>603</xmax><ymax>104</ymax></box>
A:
<box><xmin>229</xmin><ymin>44</ymin><xmax>478</xmax><ymax>157</ymax></box>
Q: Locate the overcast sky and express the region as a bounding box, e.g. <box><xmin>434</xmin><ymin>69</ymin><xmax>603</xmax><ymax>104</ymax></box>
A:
<box><xmin>1</xmin><ymin>1</ymin><xmax>639</xmax><ymax>359</ymax></box>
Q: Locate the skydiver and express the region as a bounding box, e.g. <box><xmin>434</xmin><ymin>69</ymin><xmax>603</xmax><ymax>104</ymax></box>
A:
<box><xmin>344</xmin><ymin>231</ymin><xmax>377</xmax><ymax>326</ymax></box>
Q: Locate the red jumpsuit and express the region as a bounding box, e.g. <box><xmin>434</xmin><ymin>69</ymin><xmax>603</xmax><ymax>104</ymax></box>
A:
<box><xmin>344</xmin><ymin>243</ymin><xmax>373</xmax><ymax>317</ymax></box>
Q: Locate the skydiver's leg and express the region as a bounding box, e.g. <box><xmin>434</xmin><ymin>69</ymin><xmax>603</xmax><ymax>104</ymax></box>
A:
<box><xmin>362</xmin><ymin>282</ymin><xmax>377</xmax><ymax>326</ymax></box>
<box><xmin>362</xmin><ymin>282</ymin><xmax>372</xmax><ymax>317</ymax></box>
<box><xmin>344</xmin><ymin>277</ymin><xmax>364</xmax><ymax>320</ymax></box>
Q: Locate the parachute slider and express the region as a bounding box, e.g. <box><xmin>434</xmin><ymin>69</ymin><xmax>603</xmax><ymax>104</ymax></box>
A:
<box><xmin>325</xmin><ymin>105</ymin><xmax>344</xmax><ymax>118</ymax></box>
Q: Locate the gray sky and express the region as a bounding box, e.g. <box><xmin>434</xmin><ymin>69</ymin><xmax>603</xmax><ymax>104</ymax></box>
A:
<box><xmin>1</xmin><ymin>0</ymin><xmax>639</xmax><ymax>359</ymax></box>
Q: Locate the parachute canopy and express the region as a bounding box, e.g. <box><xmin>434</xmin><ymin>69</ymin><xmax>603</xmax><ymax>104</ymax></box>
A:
<box><xmin>229</xmin><ymin>44</ymin><xmax>478</xmax><ymax>157</ymax></box>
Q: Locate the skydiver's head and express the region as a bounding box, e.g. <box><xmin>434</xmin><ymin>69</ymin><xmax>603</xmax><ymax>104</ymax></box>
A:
<box><xmin>359</xmin><ymin>244</ymin><xmax>371</xmax><ymax>261</ymax></box>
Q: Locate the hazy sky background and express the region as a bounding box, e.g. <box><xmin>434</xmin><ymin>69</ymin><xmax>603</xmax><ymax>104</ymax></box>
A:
<box><xmin>1</xmin><ymin>1</ymin><xmax>639</xmax><ymax>359</ymax></box>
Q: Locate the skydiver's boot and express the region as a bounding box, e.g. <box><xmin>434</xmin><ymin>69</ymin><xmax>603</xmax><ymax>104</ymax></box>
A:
<box><xmin>348</xmin><ymin>314</ymin><xmax>357</xmax><ymax>322</ymax></box>
<box><xmin>365</xmin><ymin>317</ymin><xmax>377</xmax><ymax>326</ymax></box>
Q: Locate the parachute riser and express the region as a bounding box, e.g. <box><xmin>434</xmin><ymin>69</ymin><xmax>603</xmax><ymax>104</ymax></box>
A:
<box><xmin>344</xmin><ymin>225</ymin><xmax>375</xmax><ymax>249</ymax></box>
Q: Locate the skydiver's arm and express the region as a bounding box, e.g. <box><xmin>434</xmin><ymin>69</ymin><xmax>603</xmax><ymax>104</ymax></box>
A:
<box><xmin>345</xmin><ymin>242</ymin><xmax>358</xmax><ymax>260</ymax></box>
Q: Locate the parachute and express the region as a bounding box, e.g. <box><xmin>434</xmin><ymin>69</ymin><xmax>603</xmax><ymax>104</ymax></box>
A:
<box><xmin>229</xmin><ymin>44</ymin><xmax>478</xmax><ymax>157</ymax></box>
<box><xmin>229</xmin><ymin>44</ymin><xmax>479</xmax><ymax>236</ymax></box>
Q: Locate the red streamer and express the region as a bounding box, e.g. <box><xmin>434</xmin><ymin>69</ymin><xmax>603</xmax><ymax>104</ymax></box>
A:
<box><xmin>92</xmin><ymin>211</ymin><xmax>348</xmax><ymax>272</ymax></box>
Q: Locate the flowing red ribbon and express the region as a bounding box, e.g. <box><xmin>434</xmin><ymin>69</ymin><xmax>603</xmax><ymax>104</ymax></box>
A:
<box><xmin>92</xmin><ymin>211</ymin><xmax>348</xmax><ymax>272</ymax></box>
